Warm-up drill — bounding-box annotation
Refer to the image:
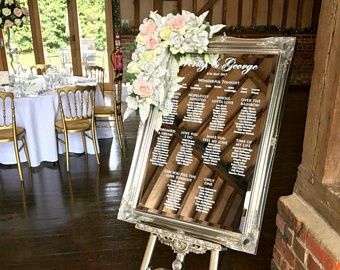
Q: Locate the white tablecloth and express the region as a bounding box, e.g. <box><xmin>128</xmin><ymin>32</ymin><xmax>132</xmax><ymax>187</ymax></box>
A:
<box><xmin>0</xmin><ymin>76</ymin><xmax>113</xmax><ymax>167</ymax></box>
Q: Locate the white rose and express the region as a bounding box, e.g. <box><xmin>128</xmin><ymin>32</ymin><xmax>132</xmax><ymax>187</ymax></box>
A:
<box><xmin>14</xmin><ymin>19</ymin><xmax>22</xmax><ymax>26</ymax></box>
<box><xmin>135</xmin><ymin>33</ymin><xmax>145</xmax><ymax>45</ymax></box>
<box><xmin>2</xmin><ymin>8</ymin><xmax>12</xmax><ymax>17</ymax></box>
<box><xmin>127</xmin><ymin>61</ymin><xmax>140</xmax><ymax>74</ymax></box>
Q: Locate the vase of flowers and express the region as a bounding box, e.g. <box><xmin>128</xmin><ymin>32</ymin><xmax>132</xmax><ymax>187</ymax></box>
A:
<box><xmin>0</xmin><ymin>0</ymin><xmax>29</xmax><ymax>72</ymax></box>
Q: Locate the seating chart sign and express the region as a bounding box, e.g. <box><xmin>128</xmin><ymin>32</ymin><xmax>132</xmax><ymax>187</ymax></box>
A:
<box><xmin>119</xmin><ymin>36</ymin><xmax>295</xmax><ymax>254</ymax></box>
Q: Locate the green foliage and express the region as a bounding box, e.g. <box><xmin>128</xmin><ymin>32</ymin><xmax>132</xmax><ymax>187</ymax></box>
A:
<box><xmin>7</xmin><ymin>0</ymin><xmax>108</xmax><ymax>53</ymax></box>
<box><xmin>77</xmin><ymin>0</ymin><xmax>106</xmax><ymax>51</ymax></box>
<box><xmin>39</xmin><ymin>0</ymin><xmax>68</xmax><ymax>52</ymax></box>
<box><xmin>173</xmin><ymin>53</ymin><xmax>184</xmax><ymax>62</ymax></box>
<box><xmin>126</xmin><ymin>41</ymin><xmax>136</xmax><ymax>52</ymax></box>
<box><xmin>124</xmin><ymin>72</ymin><xmax>136</xmax><ymax>83</ymax></box>
<box><xmin>112</xmin><ymin>0</ymin><xmax>121</xmax><ymax>32</ymax></box>
<box><xmin>10</xmin><ymin>23</ymin><xmax>33</xmax><ymax>52</ymax></box>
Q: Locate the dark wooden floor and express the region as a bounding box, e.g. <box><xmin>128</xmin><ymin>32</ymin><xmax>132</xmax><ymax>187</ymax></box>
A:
<box><xmin>0</xmin><ymin>86</ymin><xmax>309</xmax><ymax>270</ymax></box>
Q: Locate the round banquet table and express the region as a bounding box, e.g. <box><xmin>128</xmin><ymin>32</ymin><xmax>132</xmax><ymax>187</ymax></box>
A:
<box><xmin>0</xmin><ymin>76</ymin><xmax>113</xmax><ymax>167</ymax></box>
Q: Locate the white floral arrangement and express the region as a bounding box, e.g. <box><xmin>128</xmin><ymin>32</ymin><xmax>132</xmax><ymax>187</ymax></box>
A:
<box><xmin>124</xmin><ymin>10</ymin><xmax>224</xmax><ymax>131</ymax></box>
<box><xmin>0</xmin><ymin>0</ymin><xmax>29</xmax><ymax>29</ymax></box>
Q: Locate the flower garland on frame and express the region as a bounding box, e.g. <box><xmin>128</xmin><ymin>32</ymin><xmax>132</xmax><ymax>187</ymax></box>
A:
<box><xmin>124</xmin><ymin>10</ymin><xmax>224</xmax><ymax>131</ymax></box>
<box><xmin>0</xmin><ymin>0</ymin><xmax>29</xmax><ymax>29</ymax></box>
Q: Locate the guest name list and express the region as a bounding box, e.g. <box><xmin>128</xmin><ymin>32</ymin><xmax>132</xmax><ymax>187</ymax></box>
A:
<box><xmin>148</xmin><ymin>56</ymin><xmax>263</xmax><ymax>215</ymax></box>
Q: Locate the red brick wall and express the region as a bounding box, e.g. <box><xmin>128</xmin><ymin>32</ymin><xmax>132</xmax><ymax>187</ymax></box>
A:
<box><xmin>121</xmin><ymin>33</ymin><xmax>316</xmax><ymax>86</ymax></box>
<box><xmin>290</xmin><ymin>35</ymin><xmax>316</xmax><ymax>86</ymax></box>
<box><xmin>272</xmin><ymin>198</ymin><xmax>340</xmax><ymax>270</ymax></box>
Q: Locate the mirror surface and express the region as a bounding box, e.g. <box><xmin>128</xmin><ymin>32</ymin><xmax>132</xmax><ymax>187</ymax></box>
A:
<box><xmin>136</xmin><ymin>53</ymin><xmax>279</xmax><ymax>232</ymax></box>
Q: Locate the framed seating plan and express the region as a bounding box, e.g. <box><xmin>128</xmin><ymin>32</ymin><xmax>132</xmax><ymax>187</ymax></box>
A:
<box><xmin>118</xmin><ymin>36</ymin><xmax>295</xmax><ymax>254</ymax></box>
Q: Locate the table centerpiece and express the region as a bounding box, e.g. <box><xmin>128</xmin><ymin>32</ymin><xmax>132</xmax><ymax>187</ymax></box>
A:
<box><xmin>0</xmin><ymin>0</ymin><xmax>29</xmax><ymax>71</ymax></box>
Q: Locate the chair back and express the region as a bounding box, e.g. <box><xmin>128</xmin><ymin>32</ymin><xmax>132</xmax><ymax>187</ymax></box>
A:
<box><xmin>57</xmin><ymin>85</ymin><xmax>96</xmax><ymax>123</ymax></box>
<box><xmin>31</xmin><ymin>64</ymin><xmax>51</xmax><ymax>75</ymax></box>
<box><xmin>0</xmin><ymin>91</ymin><xmax>16</xmax><ymax>131</ymax></box>
<box><xmin>85</xmin><ymin>65</ymin><xmax>104</xmax><ymax>92</ymax></box>
<box><xmin>109</xmin><ymin>50</ymin><xmax>122</xmax><ymax>115</ymax></box>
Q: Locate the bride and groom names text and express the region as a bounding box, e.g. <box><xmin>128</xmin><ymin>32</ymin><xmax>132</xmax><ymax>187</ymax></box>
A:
<box><xmin>196</xmin><ymin>57</ymin><xmax>258</xmax><ymax>74</ymax></box>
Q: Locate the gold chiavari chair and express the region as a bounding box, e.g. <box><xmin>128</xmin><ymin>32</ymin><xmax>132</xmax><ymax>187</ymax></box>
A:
<box><xmin>94</xmin><ymin>73</ymin><xmax>126</xmax><ymax>152</ymax></box>
<box><xmin>85</xmin><ymin>65</ymin><xmax>105</xmax><ymax>95</ymax></box>
<box><xmin>0</xmin><ymin>91</ymin><xmax>31</xmax><ymax>181</ymax></box>
<box><xmin>55</xmin><ymin>85</ymin><xmax>100</xmax><ymax>172</ymax></box>
<box><xmin>30</xmin><ymin>64</ymin><xmax>51</xmax><ymax>75</ymax></box>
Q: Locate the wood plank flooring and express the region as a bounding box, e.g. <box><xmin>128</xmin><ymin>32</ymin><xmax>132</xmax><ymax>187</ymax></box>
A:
<box><xmin>0</xmin><ymin>86</ymin><xmax>309</xmax><ymax>269</ymax></box>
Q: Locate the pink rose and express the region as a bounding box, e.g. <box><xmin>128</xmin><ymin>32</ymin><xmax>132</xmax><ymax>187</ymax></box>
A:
<box><xmin>145</xmin><ymin>35</ymin><xmax>158</xmax><ymax>49</ymax></box>
<box><xmin>4</xmin><ymin>20</ymin><xmax>13</xmax><ymax>28</ymax></box>
<box><xmin>13</xmin><ymin>8</ymin><xmax>23</xmax><ymax>17</ymax></box>
<box><xmin>22</xmin><ymin>7</ymin><xmax>29</xmax><ymax>16</ymax></box>
<box><xmin>140</xmin><ymin>19</ymin><xmax>156</xmax><ymax>36</ymax></box>
<box><xmin>134</xmin><ymin>81</ymin><xmax>153</xmax><ymax>97</ymax></box>
<box><xmin>169</xmin><ymin>15</ymin><xmax>186</xmax><ymax>31</ymax></box>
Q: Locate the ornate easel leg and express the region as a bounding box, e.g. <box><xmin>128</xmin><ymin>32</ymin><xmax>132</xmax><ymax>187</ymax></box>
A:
<box><xmin>135</xmin><ymin>224</ymin><xmax>223</xmax><ymax>270</ymax></box>
<box><xmin>140</xmin><ymin>234</ymin><xmax>157</xmax><ymax>270</ymax></box>
<box><xmin>209</xmin><ymin>249</ymin><xmax>220</xmax><ymax>270</ymax></box>
<box><xmin>172</xmin><ymin>252</ymin><xmax>186</xmax><ymax>270</ymax></box>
